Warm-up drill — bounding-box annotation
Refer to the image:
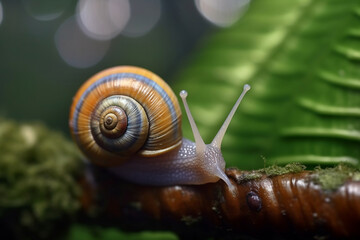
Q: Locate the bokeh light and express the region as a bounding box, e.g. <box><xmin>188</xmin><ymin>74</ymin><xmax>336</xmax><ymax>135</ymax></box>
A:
<box><xmin>195</xmin><ymin>0</ymin><xmax>250</xmax><ymax>27</ymax></box>
<box><xmin>0</xmin><ymin>1</ymin><xmax>3</xmax><ymax>26</ymax></box>
<box><xmin>0</xmin><ymin>1</ymin><xmax>215</xmax><ymax>133</ymax></box>
<box><xmin>121</xmin><ymin>0</ymin><xmax>161</xmax><ymax>38</ymax></box>
<box><xmin>55</xmin><ymin>17</ymin><xmax>110</xmax><ymax>68</ymax></box>
<box><xmin>21</xmin><ymin>0</ymin><xmax>71</xmax><ymax>21</ymax></box>
<box><xmin>76</xmin><ymin>0</ymin><xmax>130</xmax><ymax>41</ymax></box>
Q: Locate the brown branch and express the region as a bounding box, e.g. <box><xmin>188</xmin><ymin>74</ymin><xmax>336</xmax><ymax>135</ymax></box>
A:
<box><xmin>80</xmin><ymin>165</ymin><xmax>360</xmax><ymax>239</ymax></box>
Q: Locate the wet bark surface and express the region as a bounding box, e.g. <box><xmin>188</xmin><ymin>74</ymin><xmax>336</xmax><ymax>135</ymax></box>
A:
<box><xmin>80</xmin><ymin>165</ymin><xmax>360</xmax><ymax>239</ymax></box>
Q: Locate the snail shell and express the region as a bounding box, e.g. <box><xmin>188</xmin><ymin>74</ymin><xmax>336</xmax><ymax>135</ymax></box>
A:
<box><xmin>69</xmin><ymin>66</ymin><xmax>182</xmax><ymax>166</ymax></box>
<box><xmin>70</xmin><ymin>65</ymin><xmax>251</xmax><ymax>194</ymax></box>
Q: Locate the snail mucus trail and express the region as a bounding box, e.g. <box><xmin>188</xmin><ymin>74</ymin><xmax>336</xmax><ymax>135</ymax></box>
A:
<box><xmin>69</xmin><ymin>66</ymin><xmax>250</xmax><ymax>194</ymax></box>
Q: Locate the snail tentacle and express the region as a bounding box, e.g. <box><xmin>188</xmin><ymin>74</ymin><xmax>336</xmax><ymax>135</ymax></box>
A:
<box><xmin>179</xmin><ymin>86</ymin><xmax>251</xmax><ymax>194</ymax></box>
<box><xmin>69</xmin><ymin>66</ymin><xmax>251</xmax><ymax>192</ymax></box>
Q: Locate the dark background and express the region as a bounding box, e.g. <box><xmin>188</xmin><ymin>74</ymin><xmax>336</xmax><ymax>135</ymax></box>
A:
<box><xmin>0</xmin><ymin>0</ymin><xmax>219</xmax><ymax>134</ymax></box>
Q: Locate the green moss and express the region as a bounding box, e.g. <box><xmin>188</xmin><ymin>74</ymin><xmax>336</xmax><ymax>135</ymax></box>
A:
<box><xmin>242</xmin><ymin>172</ymin><xmax>263</xmax><ymax>181</ymax></box>
<box><xmin>261</xmin><ymin>162</ymin><xmax>306</xmax><ymax>177</ymax></box>
<box><xmin>312</xmin><ymin>164</ymin><xmax>360</xmax><ymax>191</ymax></box>
<box><xmin>237</xmin><ymin>162</ymin><xmax>359</xmax><ymax>191</ymax></box>
<box><xmin>240</xmin><ymin>163</ymin><xmax>359</xmax><ymax>191</ymax></box>
<box><xmin>234</xmin><ymin>163</ymin><xmax>306</xmax><ymax>183</ymax></box>
<box><xmin>0</xmin><ymin>119</ymin><xmax>83</xmax><ymax>239</ymax></box>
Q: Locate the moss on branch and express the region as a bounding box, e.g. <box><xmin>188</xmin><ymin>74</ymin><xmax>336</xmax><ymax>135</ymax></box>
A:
<box><xmin>0</xmin><ymin>119</ymin><xmax>83</xmax><ymax>239</ymax></box>
<box><xmin>1</xmin><ymin>119</ymin><xmax>360</xmax><ymax>239</ymax></box>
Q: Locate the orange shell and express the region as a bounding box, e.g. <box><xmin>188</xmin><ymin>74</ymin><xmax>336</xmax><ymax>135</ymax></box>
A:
<box><xmin>69</xmin><ymin>66</ymin><xmax>182</xmax><ymax>166</ymax></box>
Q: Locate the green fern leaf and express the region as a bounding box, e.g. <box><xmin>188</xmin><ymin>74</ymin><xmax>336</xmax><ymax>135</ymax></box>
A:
<box><xmin>173</xmin><ymin>0</ymin><xmax>360</xmax><ymax>169</ymax></box>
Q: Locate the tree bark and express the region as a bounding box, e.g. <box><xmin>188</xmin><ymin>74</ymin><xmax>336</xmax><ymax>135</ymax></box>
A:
<box><xmin>80</xmin><ymin>165</ymin><xmax>360</xmax><ymax>239</ymax></box>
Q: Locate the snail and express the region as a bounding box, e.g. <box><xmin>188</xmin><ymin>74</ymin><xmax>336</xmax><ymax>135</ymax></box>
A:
<box><xmin>69</xmin><ymin>66</ymin><xmax>250</xmax><ymax>193</ymax></box>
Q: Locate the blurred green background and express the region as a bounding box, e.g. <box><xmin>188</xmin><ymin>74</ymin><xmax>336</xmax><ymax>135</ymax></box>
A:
<box><xmin>0</xmin><ymin>0</ymin><xmax>232</xmax><ymax>134</ymax></box>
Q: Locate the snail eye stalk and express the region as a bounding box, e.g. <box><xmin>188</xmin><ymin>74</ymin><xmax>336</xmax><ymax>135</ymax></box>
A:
<box><xmin>212</xmin><ymin>84</ymin><xmax>251</xmax><ymax>149</ymax></box>
<box><xmin>180</xmin><ymin>90</ymin><xmax>206</xmax><ymax>155</ymax></box>
<box><xmin>179</xmin><ymin>84</ymin><xmax>251</xmax><ymax>151</ymax></box>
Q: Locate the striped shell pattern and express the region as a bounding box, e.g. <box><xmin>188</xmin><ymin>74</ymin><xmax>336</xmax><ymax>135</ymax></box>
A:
<box><xmin>69</xmin><ymin>66</ymin><xmax>182</xmax><ymax>166</ymax></box>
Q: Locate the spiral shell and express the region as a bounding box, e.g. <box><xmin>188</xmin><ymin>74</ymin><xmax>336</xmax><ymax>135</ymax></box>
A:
<box><xmin>69</xmin><ymin>66</ymin><xmax>182</xmax><ymax>166</ymax></box>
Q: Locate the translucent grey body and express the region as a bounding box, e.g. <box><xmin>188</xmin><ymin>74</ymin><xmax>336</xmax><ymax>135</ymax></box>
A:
<box><xmin>111</xmin><ymin>84</ymin><xmax>251</xmax><ymax>194</ymax></box>
<box><xmin>112</xmin><ymin>138</ymin><xmax>226</xmax><ymax>186</ymax></box>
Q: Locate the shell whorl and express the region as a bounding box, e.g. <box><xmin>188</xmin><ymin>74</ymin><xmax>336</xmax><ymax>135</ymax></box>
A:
<box><xmin>69</xmin><ymin>66</ymin><xmax>182</xmax><ymax>166</ymax></box>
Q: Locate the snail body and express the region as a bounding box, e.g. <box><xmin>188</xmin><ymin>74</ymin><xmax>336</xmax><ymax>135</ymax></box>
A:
<box><xmin>69</xmin><ymin>66</ymin><xmax>250</xmax><ymax>192</ymax></box>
